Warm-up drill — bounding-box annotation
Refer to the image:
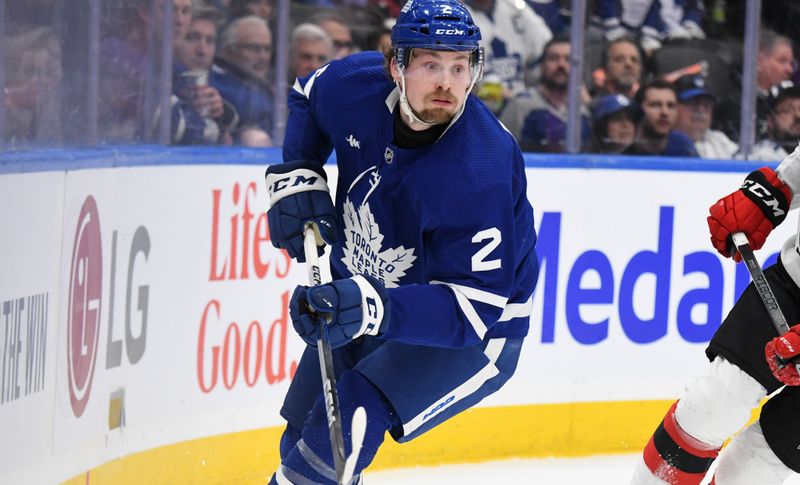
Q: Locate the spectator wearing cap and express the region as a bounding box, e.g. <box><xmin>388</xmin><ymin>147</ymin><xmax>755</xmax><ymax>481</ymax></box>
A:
<box><xmin>625</xmin><ymin>78</ymin><xmax>698</xmax><ymax>157</ymax></box>
<box><xmin>499</xmin><ymin>35</ymin><xmax>590</xmax><ymax>152</ymax></box>
<box><xmin>674</xmin><ymin>75</ymin><xmax>738</xmax><ymax>159</ymax></box>
<box><xmin>586</xmin><ymin>94</ymin><xmax>640</xmax><ymax>154</ymax></box>
<box><xmin>749</xmin><ymin>81</ymin><xmax>800</xmax><ymax>161</ymax></box>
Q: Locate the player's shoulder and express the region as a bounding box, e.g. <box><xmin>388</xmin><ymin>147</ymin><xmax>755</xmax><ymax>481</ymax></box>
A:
<box><xmin>428</xmin><ymin>98</ymin><xmax>522</xmax><ymax>185</ymax></box>
<box><xmin>454</xmin><ymin>97</ymin><xmax>520</xmax><ymax>156</ymax></box>
<box><xmin>298</xmin><ymin>52</ymin><xmax>389</xmax><ymax>98</ymax></box>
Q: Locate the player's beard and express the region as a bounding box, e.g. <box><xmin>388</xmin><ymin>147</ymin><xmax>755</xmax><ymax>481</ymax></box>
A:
<box><xmin>416</xmin><ymin>90</ymin><xmax>460</xmax><ymax>124</ymax></box>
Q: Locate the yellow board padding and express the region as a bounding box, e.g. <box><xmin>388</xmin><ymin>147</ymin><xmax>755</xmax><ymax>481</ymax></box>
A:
<box><xmin>62</xmin><ymin>399</ymin><xmax>686</xmax><ymax>485</ymax></box>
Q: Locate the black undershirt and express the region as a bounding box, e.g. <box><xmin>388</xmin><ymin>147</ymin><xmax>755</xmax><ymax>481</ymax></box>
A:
<box><xmin>392</xmin><ymin>108</ymin><xmax>448</xmax><ymax>149</ymax></box>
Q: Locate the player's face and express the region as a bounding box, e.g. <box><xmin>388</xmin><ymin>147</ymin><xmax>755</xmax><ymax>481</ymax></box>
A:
<box><xmin>676</xmin><ymin>96</ymin><xmax>713</xmax><ymax>142</ymax></box>
<box><xmin>177</xmin><ymin>19</ymin><xmax>217</xmax><ymax>71</ymax></box>
<box><xmin>641</xmin><ymin>88</ymin><xmax>678</xmax><ymax>137</ymax></box>
<box><xmin>393</xmin><ymin>49</ymin><xmax>473</xmax><ymax>128</ymax></box>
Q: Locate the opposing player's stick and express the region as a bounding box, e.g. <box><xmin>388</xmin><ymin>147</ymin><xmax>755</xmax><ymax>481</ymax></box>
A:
<box><xmin>303</xmin><ymin>226</ymin><xmax>367</xmax><ymax>485</ymax></box>
<box><xmin>731</xmin><ymin>232</ymin><xmax>800</xmax><ymax>375</ymax></box>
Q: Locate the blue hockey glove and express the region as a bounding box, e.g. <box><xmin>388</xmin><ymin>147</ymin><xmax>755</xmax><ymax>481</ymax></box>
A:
<box><xmin>289</xmin><ymin>275</ymin><xmax>390</xmax><ymax>349</ymax></box>
<box><xmin>265</xmin><ymin>160</ymin><xmax>336</xmax><ymax>262</ymax></box>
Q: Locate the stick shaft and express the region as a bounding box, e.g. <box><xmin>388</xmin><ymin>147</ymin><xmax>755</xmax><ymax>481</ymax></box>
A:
<box><xmin>731</xmin><ymin>232</ymin><xmax>790</xmax><ymax>334</ymax></box>
<box><xmin>303</xmin><ymin>227</ymin><xmax>347</xmax><ymax>483</ymax></box>
<box><xmin>731</xmin><ymin>232</ymin><xmax>800</xmax><ymax>375</ymax></box>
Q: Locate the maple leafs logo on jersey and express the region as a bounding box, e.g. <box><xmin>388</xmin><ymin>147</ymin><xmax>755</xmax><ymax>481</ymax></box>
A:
<box><xmin>341</xmin><ymin>198</ymin><xmax>416</xmax><ymax>288</ymax></box>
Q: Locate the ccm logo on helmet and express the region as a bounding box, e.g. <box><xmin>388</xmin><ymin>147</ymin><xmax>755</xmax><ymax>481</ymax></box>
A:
<box><xmin>435</xmin><ymin>28</ymin><xmax>464</xmax><ymax>35</ymax></box>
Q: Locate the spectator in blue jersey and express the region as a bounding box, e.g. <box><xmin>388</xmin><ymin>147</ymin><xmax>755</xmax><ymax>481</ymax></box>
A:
<box><xmin>624</xmin><ymin>78</ymin><xmax>698</xmax><ymax>157</ymax></box>
<box><xmin>211</xmin><ymin>15</ymin><xmax>275</xmax><ymax>146</ymax></box>
<box><xmin>171</xmin><ymin>5</ymin><xmax>239</xmax><ymax>145</ymax></box>
<box><xmin>597</xmin><ymin>0</ymin><xmax>706</xmax><ymax>54</ymax></box>
<box><xmin>586</xmin><ymin>94</ymin><xmax>641</xmax><ymax>154</ymax></box>
<box><xmin>526</xmin><ymin>0</ymin><xmax>570</xmax><ymax>35</ymax></box>
<box><xmin>263</xmin><ymin>1</ymin><xmax>539</xmax><ymax>483</ymax></box>
<box><xmin>500</xmin><ymin>35</ymin><xmax>590</xmax><ymax>152</ymax></box>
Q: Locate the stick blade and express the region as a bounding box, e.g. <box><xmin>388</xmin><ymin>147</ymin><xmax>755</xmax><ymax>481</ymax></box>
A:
<box><xmin>341</xmin><ymin>406</ymin><xmax>367</xmax><ymax>485</ymax></box>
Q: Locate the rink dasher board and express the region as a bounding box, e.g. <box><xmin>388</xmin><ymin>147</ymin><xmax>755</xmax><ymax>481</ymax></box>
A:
<box><xmin>0</xmin><ymin>149</ymin><xmax>785</xmax><ymax>484</ymax></box>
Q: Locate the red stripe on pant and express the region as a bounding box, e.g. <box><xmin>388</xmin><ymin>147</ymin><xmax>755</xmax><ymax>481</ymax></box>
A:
<box><xmin>642</xmin><ymin>401</ymin><xmax>720</xmax><ymax>484</ymax></box>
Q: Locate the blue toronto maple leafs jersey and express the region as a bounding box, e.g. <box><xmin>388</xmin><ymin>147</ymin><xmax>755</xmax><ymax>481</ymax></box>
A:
<box><xmin>282</xmin><ymin>51</ymin><xmax>539</xmax><ymax>348</ymax></box>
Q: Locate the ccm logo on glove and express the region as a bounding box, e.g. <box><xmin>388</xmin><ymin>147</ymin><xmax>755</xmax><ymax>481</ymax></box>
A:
<box><xmin>741</xmin><ymin>170</ymin><xmax>788</xmax><ymax>222</ymax></box>
<box><xmin>707</xmin><ymin>168</ymin><xmax>792</xmax><ymax>261</ymax></box>
<box><xmin>264</xmin><ymin>160</ymin><xmax>337</xmax><ymax>262</ymax></box>
<box><xmin>266</xmin><ymin>168</ymin><xmax>329</xmax><ymax>205</ymax></box>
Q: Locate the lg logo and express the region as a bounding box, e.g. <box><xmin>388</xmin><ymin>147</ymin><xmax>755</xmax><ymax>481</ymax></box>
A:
<box><xmin>67</xmin><ymin>196</ymin><xmax>103</xmax><ymax>418</ymax></box>
<box><xmin>66</xmin><ymin>195</ymin><xmax>151</xmax><ymax>418</ymax></box>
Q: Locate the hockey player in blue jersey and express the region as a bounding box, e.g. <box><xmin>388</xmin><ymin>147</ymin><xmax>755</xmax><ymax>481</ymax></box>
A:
<box><xmin>263</xmin><ymin>0</ymin><xmax>539</xmax><ymax>483</ymax></box>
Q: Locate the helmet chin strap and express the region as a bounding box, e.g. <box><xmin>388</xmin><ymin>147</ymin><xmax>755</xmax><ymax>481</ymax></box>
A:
<box><xmin>396</xmin><ymin>67</ymin><xmax>437</xmax><ymax>128</ymax></box>
<box><xmin>395</xmin><ymin>54</ymin><xmax>484</xmax><ymax>128</ymax></box>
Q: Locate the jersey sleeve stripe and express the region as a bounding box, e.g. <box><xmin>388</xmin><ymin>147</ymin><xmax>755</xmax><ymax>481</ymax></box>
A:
<box><xmin>429</xmin><ymin>280</ymin><xmax>507</xmax><ymax>308</ymax></box>
<box><xmin>434</xmin><ymin>282</ymin><xmax>488</xmax><ymax>339</ymax></box>
<box><xmin>498</xmin><ymin>296</ymin><xmax>533</xmax><ymax>322</ymax></box>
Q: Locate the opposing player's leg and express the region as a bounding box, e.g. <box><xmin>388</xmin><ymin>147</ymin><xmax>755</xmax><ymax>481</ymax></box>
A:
<box><xmin>630</xmin><ymin>356</ymin><xmax>766</xmax><ymax>485</ymax></box>
<box><xmin>631</xmin><ymin>259</ymin><xmax>800</xmax><ymax>485</ymax></box>
<box><xmin>711</xmin><ymin>420</ymin><xmax>793</xmax><ymax>485</ymax></box>
<box><xmin>709</xmin><ymin>384</ymin><xmax>800</xmax><ymax>484</ymax></box>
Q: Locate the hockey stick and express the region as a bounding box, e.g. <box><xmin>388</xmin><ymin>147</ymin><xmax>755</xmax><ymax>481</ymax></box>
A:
<box><xmin>730</xmin><ymin>232</ymin><xmax>800</xmax><ymax>375</ymax></box>
<box><xmin>303</xmin><ymin>226</ymin><xmax>367</xmax><ymax>485</ymax></box>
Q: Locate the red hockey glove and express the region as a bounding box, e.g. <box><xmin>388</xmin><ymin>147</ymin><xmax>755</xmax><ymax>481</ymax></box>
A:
<box><xmin>707</xmin><ymin>167</ymin><xmax>792</xmax><ymax>262</ymax></box>
<box><xmin>765</xmin><ymin>324</ymin><xmax>800</xmax><ymax>386</ymax></box>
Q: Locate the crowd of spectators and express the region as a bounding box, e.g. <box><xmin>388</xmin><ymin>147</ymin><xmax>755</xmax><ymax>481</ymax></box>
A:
<box><xmin>3</xmin><ymin>0</ymin><xmax>800</xmax><ymax>161</ymax></box>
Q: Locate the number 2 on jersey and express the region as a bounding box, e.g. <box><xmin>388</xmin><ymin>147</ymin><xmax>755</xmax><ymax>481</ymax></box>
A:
<box><xmin>471</xmin><ymin>228</ymin><xmax>501</xmax><ymax>271</ymax></box>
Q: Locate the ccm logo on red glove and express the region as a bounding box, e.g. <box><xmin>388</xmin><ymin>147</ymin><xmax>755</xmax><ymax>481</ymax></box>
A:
<box><xmin>741</xmin><ymin>169</ymin><xmax>789</xmax><ymax>223</ymax></box>
<box><xmin>765</xmin><ymin>324</ymin><xmax>800</xmax><ymax>386</ymax></box>
<box><xmin>707</xmin><ymin>168</ymin><xmax>792</xmax><ymax>262</ymax></box>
